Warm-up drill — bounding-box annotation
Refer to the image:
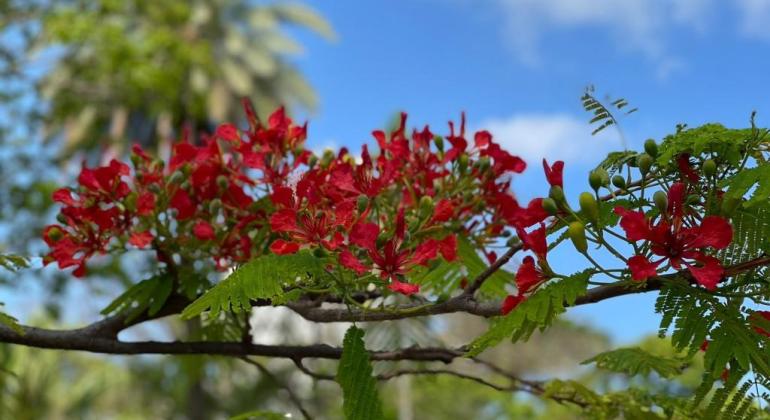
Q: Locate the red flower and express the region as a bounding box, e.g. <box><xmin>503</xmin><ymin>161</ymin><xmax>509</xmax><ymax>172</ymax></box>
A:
<box><xmin>438</xmin><ymin>234</ymin><xmax>457</xmax><ymax>262</ymax></box>
<box><xmin>350</xmin><ymin>222</ymin><xmax>380</xmax><ymax>249</ymax></box>
<box><xmin>516</xmin><ymin>223</ymin><xmax>547</xmax><ymax>260</ymax></box>
<box><xmin>137</xmin><ymin>192</ymin><xmax>156</xmax><ymax>216</ymax></box>
<box><xmin>542</xmin><ymin>159</ymin><xmax>564</xmax><ymax>188</ymax></box>
<box><xmin>215</xmin><ymin>123</ymin><xmax>240</xmax><ymax>142</ymax></box>
<box><xmin>432</xmin><ymin>199</ymin><xmax>455</xmax><ymax>223</ymax></box>
<box><xmin>614</xmin><ymin>182</ymin><xmax>733</xmax><ymax>289</ymax></box>
<box><xmin>193</xmin><ymin>221</ymin><xmax>216</xmax><ymax>241</ymax></box>
<box><xmin>129</xmin><ymin>231</ymin><xmax>154</xmax><ymax>248</ymax></box>
<box><xmin>501</xmin><ymin>294</ymin><xmax>525</xmax><ymax>315</ymax></box>
<box><xmin>627</xmin><ymin>255</ymin><xmax>660</xmax><ymax>281</ymax></box>
<box><xmin>388</xmin><ymin>279</ymin><xmax>419</xmax><ymax>296</ymax></box>
<box><xmin>339</xmin><ymin>250</ymin><xmax>369</xmax><ymax>275</ymax></box>
<box><xmin>516</xmin><ymin>256</ymin><xmax>545</xmax><ymax>295</ymax></box>
<box><xmin>170</xmin><ymin>189</ymin><xmax>196</xmax><ymax>220</ymax></box>
<box><xmin>270</xmin><ymin>239</ymin><xmax>300</xmax><ymax>255</ymax></box>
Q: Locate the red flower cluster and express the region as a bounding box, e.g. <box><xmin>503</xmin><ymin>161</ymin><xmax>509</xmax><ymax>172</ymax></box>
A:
<box><xmin>44</xmin><ymin>104</ymin><xmax>550</xmax><ymax>298</ymax></box>
<box><xmin>44</xmin><ymin>102</ymin><xmax>307</xmax><ymax>276</ymax></box>
<box><xmin>266</xmin><ymin>113</ymin><xmax>548</xmax><ymax>295</ymax></box>
<box><xmin>614</xmin><ymin>182</ymin><xmax>733</xmax><ymax>290</ymax></box>
<box><xmin>500</xmin><ymin>160</ymin><xmax>563</xmax><ymax>315</ymax></box>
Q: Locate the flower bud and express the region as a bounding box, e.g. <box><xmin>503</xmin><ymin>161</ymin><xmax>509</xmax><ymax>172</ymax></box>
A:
<box><xmin>216</xmin><ymin>175</ymin><xmax>229</xmax><ymax>190</ymax></box>
<box><xmin>589</xmin><ymin>170</ymin><xmax>603</xmax><ymax>191</ymax></box>
<box><xmin>477</xmin><ymin>156</ymin><xmax>491</xmax><ymax>173</ymax></box>
<box><xmin>549</xmin><ymin>185</ymin><xmax>565</xmax><ymax>203</ymax></box>
<box><xmin>568</xmin><ymin>221</ymin><xmax>588</xmax><ymax>254</ymax></box>
<box><xmin>637</xmin><ymin>153</ymin><xmax>653</xmax><ymax>176</ymax></box>
<box><xmin>579</xmin><ymin>192</ymin><xmax>599</xmax><ymax>223</ymax></box>
<box><xmin>458</xmin><ymin>153</ymin><xmax>469</xmax><ymax>173</ymax></box>
<box><xmin>644</xmin><ymin>139</ymin><xmax>658</xmax><ymax>158</ymax></box>
<box><xmin>434</xmin><ymin>135</ymin><xmax>444</xmax><ymax>151</ymax></box>
<box><xmin>47</xmin><ymin>226</ymin><xmax>63</xmax><ymax>242</ymax></box>
<box><xmin>611</xmin><ymin>175</ymin><xmax>626</xmax><ymax>189</ymax></box>
<box><xmin>687</xmin><ymin>194</ymin><xmax>700</xmax><ymax>205</ymax></box>
<box><xmin>321</xmin><ymin>149</ymin><xmax>335</xmax><ymax>167</ymax></box>
<box><xmin>541</xmin><ymin>197</ymin><xmax>559</xmax><ymax>215</ymax></box>
<box><xmin>307</xmin><ymin>154</ymin><xmax>318</xmax><ymax>168</ymax></box>
<box><xmin>419</xmin><ymin>195</ymin><xmax>434</xmax><ymax>216</ymax></box>
<box><xmin>653</xmin><ymin>191</ymin><xmax>668</xmax><ymax>213</ymax></box>
<box><xmin>702</xmin><ymin>159</ymin><xmax>717</xmax><ymax>178</ymax></box>
<box><xmin>169</xmin><ymin>170</ymin><xmax>185</xmax><ymax>184</ymax></box>
<box><xmin>124</xmin><ymin>192</ymin><xmax>137</xmax><ymax>212</ymax></box>
<box><xmin>357</xmin><ymin>195</ymin><xmax>369</xmax><ymax>213</ymax></box>
<box><xmin>506</xmin><ymin>236</ymin><xmax>522</xmax><ymax>247</ymax></box>
<box><xmin>209</xmin><ymin>198</ymin><xmax>222</xmax><ymax>213</ymax></box>
<box><xmin>313</xmin><ymin>247</ymin><xmax>328</xmax><ymax>258</ymax></box>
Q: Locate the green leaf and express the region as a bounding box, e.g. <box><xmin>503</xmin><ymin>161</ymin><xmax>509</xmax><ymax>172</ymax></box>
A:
<box><xmin>0</xmin><ymin>254</ymin><xmax>29</xmax><ymax>272</ymax></box>
<box><xmin>101</xmin><ymin>275</ymin><xmax>173</xmax><ymax>321</ymax></box>
<box><xmin>466</xmin><ymin>270</ymin><xmax>590</xmax><ymax>356</ymax></box>
<box><xmin>181</xmin><ymin>251</ymin><xmax>326</xmax><ymax>319</ymax></box>
<box><xmin>229</xmin><ymin>410</ymin><xmax>289</xmax><ymax>420</ymax></box>
<box><xmin>582</xmin><ymin>347</ymin><xmax>686</xmax><ymax>378</ymax></box>
<box><xmin>336</xmin><ymin>326</ymin><xmax>384</xmax><ymax>420</ymax></box>
<box><xmin>721</xmin><ymin>165</ymin><xmax>770</xmax><ymax>208</ymax></box>
<box><xmin>0</xmin><ymin>311</ymin><xmax>23</xmax><ymax>335</ymax></box>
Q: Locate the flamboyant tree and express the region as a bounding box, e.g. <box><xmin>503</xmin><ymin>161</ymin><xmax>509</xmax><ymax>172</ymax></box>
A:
<box><xmin>3</xmin><ymin>93</ymin><xmax>770</xmax><ymax>419</ymax></box>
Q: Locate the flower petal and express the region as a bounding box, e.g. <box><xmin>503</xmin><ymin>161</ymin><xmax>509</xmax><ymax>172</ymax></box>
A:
<box><xmin>627</xmin><ymin>255</ymin><xmax>660</xmax><ymax>281</ymax></box>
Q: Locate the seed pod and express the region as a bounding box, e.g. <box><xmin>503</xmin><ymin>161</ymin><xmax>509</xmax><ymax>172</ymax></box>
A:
<box><xmin>612</xmin><ymin>175</ymin><xmax>626</xmax><ymax>189</ymax></box>
<box><xmin>653</xmin><ymin>191</ymin><xmax>668</xmax><ymax>213</ymax></box>
<box><xmin>549</xmin><ymin>185</ymin><xmax>565</xmax><ymax>203</ymax></box>
<box><xmin>542</xmin><ymin>197</ymin><xmax>559</xmax><ymax>215</ymax></box>
<box><xmin>568</xmin><ymin>222</ymin><xmax>588</xmax><ymax>254</ymax></box>
<box><xmin>579</xmin><ymin>192</ymin><xmax>599</xmax><ymax>223</ymax></box>
<box><xmin>357</xmin><ymin>195</ymin><xmax>370</xmax><ymax>213</ymax></box>
<box><xmin>702</xmin><ymin>159</ymin><xmax>717</xmax><ymax>178</ymax></box>
<box><xmin>644</xmin><ymin>139</ymin><xmax>658</xmax><ymax>157</ymax></box>
<box><xmin>637</xmin><ymin>153</ymin><xmax>653</xmax><ymax>176</ymax></box>
<box><xmin>434</xmin><ymin>135</ymin><xmax>445</xmax><ymax>151</ymax></box>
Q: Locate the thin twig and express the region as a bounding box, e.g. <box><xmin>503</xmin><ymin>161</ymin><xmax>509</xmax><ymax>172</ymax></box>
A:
<box><xmin>240</xmin><ymin>357</ymin><xmax>313</xmax><ymax>420</ymax></box>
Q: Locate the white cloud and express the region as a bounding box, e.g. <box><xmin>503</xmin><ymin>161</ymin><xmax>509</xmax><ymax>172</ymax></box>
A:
<box><xmin>736</xmin><ymin>0</ymin><xmax>770</xmax><ymax>40</ymax></box>
<box><xmin>493</xmin><ymin>0</ymin><xmax>714</xmax><ymax>73</ymax></box>
<box><xmin>477</xmin><ymin>113</ymin><xmax>620</xmax><ymax>163</ymax></box>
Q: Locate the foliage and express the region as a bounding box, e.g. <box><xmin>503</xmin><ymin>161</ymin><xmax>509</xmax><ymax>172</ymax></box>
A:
<box><xmin>336</xmin><ymin>326</ymin><xmax>384</xmax><ymax>420</ymax></box>
<box><xmin>582</xmin><ymin>347</ymin><xmax>686</xmax><ymax>378</ymax></box>
<box><xmin>467</xmin><ymin>270</ymin><xmax>590</xmax><ymax>356</ymax></box>
<box><xmin>181</xmin><ymin>251</ymin><xmax>327</xmax><ymax>319</ymax></box>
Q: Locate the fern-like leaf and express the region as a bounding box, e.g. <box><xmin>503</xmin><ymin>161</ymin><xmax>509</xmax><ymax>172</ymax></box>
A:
<box><xmin>101</xmin><ymin>275</ymin><xmax>173</xmax><ymax>321</ymax></box>
<box><xmin>582</xmin><ymin>347</ymin><xmax>686</xmax><ymax>378</ymax></box>
<box><xmin>466</xmin><ymin>270</ymin><xmax>590</xmax><ymax>356</ymax></box>
<box><xmin>181</xmin><ymin>251</ymin><xmax>326</xmax><ymax>319</ymax></box>
<box><xmin>336</xmin><ymin>326</ymin><xmax>384</xmax><ymax>420</ymax></box>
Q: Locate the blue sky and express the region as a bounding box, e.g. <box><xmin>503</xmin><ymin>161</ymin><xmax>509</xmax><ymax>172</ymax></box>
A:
<box><xmin>284</xmin><ymin>0</ymin><xmax>770</xmax><ymax>342</ymax></box>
